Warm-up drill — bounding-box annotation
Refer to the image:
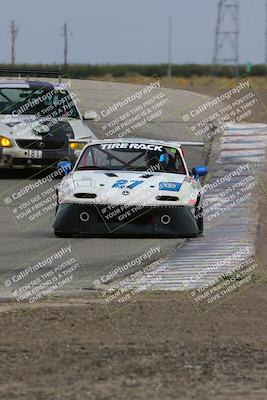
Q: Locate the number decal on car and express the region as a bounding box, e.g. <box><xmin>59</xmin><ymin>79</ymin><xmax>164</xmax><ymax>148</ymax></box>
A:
<box><xmin>112</xmin><ymin>180</ymin><xmax>144</xmax><ymax>189</ymax></box>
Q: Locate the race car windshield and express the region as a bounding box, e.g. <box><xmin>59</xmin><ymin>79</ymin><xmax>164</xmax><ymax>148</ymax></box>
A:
<box><xmin>76</xmin><ymin>143</ymin><xmax>186</xmax><ymax>174</ymax></box>
<box><xmin>0</xmin><ymin>87</ymin><xmax>80</xmax><ymax>119</ymax></box>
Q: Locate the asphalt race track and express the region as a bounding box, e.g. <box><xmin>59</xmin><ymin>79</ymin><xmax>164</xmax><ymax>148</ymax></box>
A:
<box><xmin>0</xmin><ymin>79</ymin><xmax>212</xmax><ymax>297</ymax></box>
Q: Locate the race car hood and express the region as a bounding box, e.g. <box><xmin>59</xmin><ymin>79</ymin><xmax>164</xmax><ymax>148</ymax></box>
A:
<box><xmin>0</xmin><ymin>114</ymin><xmax>74</xmax><ymax>140</ymax></box>
<box><xmin>67</xmin><ymin>119</ymin><xmax>96</xmax><ymax>140</ymax></box>
<box><xmin>59</xmin><ymin>170</ymin><xmax>195</xmax><ymax>207</ymax></box>
<box><xmin>0</xmin><ymin>115</ymin><xmax>95</xmax><ymax>140</ymax></box>
<box><xmin>72</xmin><ymin>170</ymin><xmax>186</xmax><ymax>185</ymax></box>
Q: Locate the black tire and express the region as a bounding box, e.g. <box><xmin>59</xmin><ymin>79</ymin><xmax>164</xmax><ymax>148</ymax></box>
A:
<box><xmin>195</xmin><ymin>207</ymin><xmax>203</xmax><ymax>234</ymax></box>
<box><xmin>54</xmin><ymin>230</ymin><xmax>73</xmax><ymax>238</ymax></box>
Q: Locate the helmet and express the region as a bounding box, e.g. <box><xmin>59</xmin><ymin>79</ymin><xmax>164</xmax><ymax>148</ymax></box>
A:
<box><xmin>145</xmin><ymin>149</ymin><xmax>168</xmax><ymax>169</ymax></box>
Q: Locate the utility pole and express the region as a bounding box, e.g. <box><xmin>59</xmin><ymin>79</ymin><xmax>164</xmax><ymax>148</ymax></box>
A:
<box><xmin>213</xmin><ymin>0</ymin><xmax>239</xmax><ymax>74</ymax></box>
<box><xmin>167</xmin><ymin>17</ymin><xmax>172</xmax><ymax>78</ymax></box>
<box><xmin>62</xmin><ymin>22</ymin><xmax>71</xmax><ymax>66</ymax></box>
<box><xmin>10</xmin><ymin>21</ymin><xmax>19</xmax><ymax>65</ymax></box>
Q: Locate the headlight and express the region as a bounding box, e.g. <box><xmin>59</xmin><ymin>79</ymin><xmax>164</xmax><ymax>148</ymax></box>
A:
<box><xmin>0</xmin><ymin>136</ymin><xmax>12</xmax><ymax>148</ymax></box>
<box><xmin>69</xmin><ymin>142</ymin><xmax>86</xmax><ymax>150</ymax></box>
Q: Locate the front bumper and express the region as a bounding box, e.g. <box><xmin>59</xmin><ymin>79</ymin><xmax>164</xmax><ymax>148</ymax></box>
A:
<box><xmin>53</xmin><ymin>203</ymin><xmax>199</xmax><ymax>237</ymax></box>
<box><xmin>0</xmin><ymin>147</ymin><xmax>71</xmax><ymax>168</ymax></box>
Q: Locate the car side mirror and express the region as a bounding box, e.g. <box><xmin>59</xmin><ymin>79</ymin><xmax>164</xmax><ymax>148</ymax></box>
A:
<box><xmin>192</xmin><ymin>166</ymin><xmax>208</xmax><ymax>178</ymax></box>
<box><xmin>83</xmin><ymin>111</ymin><xmax>99</xmax><ymax>120</ymax></box>
<box><xmin>57</xmin><ymin>160</ymin><xmax>72</xmax><ymax>175</ymax></box>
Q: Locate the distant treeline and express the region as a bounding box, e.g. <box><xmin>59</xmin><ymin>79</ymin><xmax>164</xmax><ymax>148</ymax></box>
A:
<box><xmin>0</xmin><ymin>63</ymin><xmax>267</xmax><ymax>78</ymax></box>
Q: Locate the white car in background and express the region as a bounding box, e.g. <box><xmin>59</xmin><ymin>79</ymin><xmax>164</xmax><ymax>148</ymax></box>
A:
<box><xmin>53</xmin><ymin>138</ymin><xmax>208</xmax><ymax>238</ymax></box>
<box><xmin>0</xmin><ymin>79</ymin><xmax>97</xmax><ymax>169</ymax></box>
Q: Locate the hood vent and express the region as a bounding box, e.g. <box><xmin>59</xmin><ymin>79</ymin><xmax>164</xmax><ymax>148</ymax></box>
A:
<box><xmin>74</xmin><ymin>193</ymin><xmax>97</xmax><ymax>199</ymax></box>
<box><xmin>105</xmin><ymin>172</ymin><xmax>118</xmax><ymax>177</ymax></box>
<box><xmin>140</xmin><ymin>174</ymin><xmax>153</xmax><ymax>178</ymax></box>
<box><xmin>156</xmin><ymin>196</ymin><xmax>179</xmax><ymax>202</ymax></box>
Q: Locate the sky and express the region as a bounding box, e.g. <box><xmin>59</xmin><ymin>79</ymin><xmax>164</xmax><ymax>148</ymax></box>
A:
<box><xmin>0</xmin><ymin>0</ymin><xmax>265</xmax><ymax>65</ymax></box>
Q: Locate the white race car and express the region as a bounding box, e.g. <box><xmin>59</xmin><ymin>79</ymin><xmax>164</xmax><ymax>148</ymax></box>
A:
<box><xmin>0</xmin><ymin>79</ymin><xmax>97</xmax><ymax>169</ymax></box>
<box><xmin>53</xmin><ymin>138</ymin><xmax>208</xmax><ymax>237</ymax></box>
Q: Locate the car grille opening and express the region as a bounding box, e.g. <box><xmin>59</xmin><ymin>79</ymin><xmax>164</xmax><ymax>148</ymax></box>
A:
<box><xmin>74</xmin><ymin>193</ymin><xmax>97</xmax><ymax>199</ymax></box>
<box><xmin>16</xmin><ymin>139</ymin><xmax>65</xmax><ymax>150</ymax></box>
<box><xmin>156</xmin><ymin>196</ymin><xmax>179</xmax><ymax>201</ymax></box>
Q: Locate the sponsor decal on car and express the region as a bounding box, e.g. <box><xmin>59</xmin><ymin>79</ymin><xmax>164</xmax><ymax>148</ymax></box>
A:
<box><xmin>184</xmin><ymin>177</ymin><xmax>198</xmax><ymax>189</ymax></box>
<box><xmin>100</xmin><ymin>143</ymin><xmax>163</xmax><ymax>151</ymax></box>
<box><xmin>159</xmin><ymin>182</ymin><xmax>182</xmax><ymax>191</ymax></box>
<box><xmin>112</xmin><ymin>179</ymin><xmax>144</xmax><ymax>189</ymax></box>
<box><xmin>188</xmin><ymin>198</ymin><xmax>197</xmax><ymax>206</ymax></box>
<box><xmin>184</xmin><ymin>176</ymin><xmax>191</xmax><ymax>183</ymax></box>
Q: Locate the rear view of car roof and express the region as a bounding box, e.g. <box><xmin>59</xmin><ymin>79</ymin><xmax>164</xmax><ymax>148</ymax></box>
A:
<box><xmin>0</xmin><ymin>79</ymin><xmax>57</xmax><ymax>89</ymax></box>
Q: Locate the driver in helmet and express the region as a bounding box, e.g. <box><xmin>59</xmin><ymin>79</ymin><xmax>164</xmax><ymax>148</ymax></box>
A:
<box><xmin>145</xmin><ymin>149</ymin><xmax>167</xmax><ymax>171</ymax></box>
<box><xmin>145</xmin><ymin>148</ymin><xmax>175</xmax><ymax>172</ymax></box>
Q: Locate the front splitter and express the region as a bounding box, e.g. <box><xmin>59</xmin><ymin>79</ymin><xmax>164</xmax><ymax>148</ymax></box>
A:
<box><xmin>53</xmin><ymin>203</ymin><xmax>199</xmax><ymax>238</ymax></box>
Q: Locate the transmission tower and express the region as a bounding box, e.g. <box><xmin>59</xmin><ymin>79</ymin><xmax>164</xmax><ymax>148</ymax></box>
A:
<box><xmin>167</xmin><ymin>17</ymin><xmax>172</xmax><ymax>78</ymax></box>
<box><xmin>10</xmin><ymin>21</ymin><xmax>19</xmax><ymax>65</ymax></box>
<box><xmin>62</xmin><ymin>22</ymin><xmax>71</xmax><ymax>66</ymax></box>
<box><xmin>213</xmin><ymin>0</ymin><xmax>239</xmax><ymax>70</ymax></box>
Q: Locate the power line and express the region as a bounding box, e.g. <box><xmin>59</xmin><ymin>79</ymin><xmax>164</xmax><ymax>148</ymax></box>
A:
<box><xmin>10</xmin><ymin>21</ymin><xmax>19</xmax><ymax>65</ymax></box>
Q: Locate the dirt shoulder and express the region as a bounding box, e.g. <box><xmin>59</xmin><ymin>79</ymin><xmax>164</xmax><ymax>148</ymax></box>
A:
<box><xmin>0</xmin><ymin>85</ymin><xmax>267</xmax><ymax>400</ymax></box>
<box><xmin>0</xmin><ymin>283</ymin><xmax>266</xmax><ymax>400</ymax></box>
